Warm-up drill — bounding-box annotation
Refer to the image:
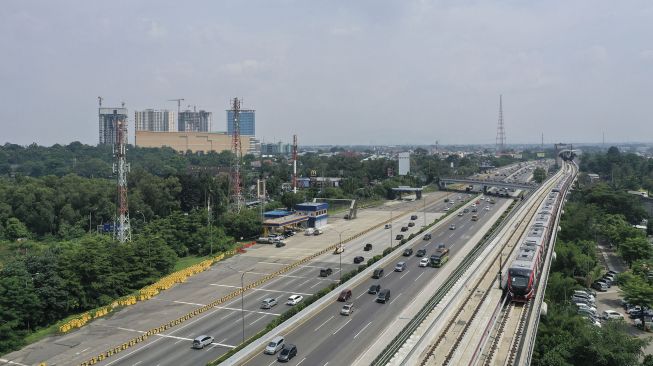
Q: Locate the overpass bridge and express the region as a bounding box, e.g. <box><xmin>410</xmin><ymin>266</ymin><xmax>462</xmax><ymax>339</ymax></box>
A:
<box><xmin>439</xmin><ymin>177</ymin><xmax>536</xmax><ymax>191</ymax></box>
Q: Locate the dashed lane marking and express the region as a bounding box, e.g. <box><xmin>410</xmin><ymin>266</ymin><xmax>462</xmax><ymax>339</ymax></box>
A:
<box><xmin>211</xmin><ymin>284</ymin><xmax>314</xmax><ymax>296</ymax></box>
<box><xmin>353</xmin><ymin>321</ymin><xmax>373</xmax><ymax>339</ymax></box>
<box><xmin>333</xmin><ymin>319</ymin><xmax>352</xmax><ymax>335</ymax></box>
<box><xmin>315</xmin><ymin>316</ymin><xmax>335</xmax><ymax>332</ymax></box>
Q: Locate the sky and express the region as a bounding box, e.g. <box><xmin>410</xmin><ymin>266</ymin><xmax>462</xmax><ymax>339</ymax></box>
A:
<box><xmin>1</xmin><ymin>0</ymin><xmax>652</xmax><ymax>147</ymax></box>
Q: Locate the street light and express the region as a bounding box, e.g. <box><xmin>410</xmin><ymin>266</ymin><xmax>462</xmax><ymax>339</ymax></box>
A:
<box><xmin>333</xmin><ymin>228</ymin><xmax>350</xmax><ymax>282</ymax></box>
<box><xmin>227</xmin><ymin>265</ymin><xmax>252</xmax><ymax>345</ymax></box>
<box><xmin>389</xmin><ymin>209</ymin><xmax>396</xmax><ymax>249</ymax></box>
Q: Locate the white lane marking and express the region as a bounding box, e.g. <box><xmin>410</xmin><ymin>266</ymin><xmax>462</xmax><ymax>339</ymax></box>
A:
<box><xmin>296</xmin><ymin>357</ymin><xmax>307</xmax><ymax>366</ymax></box>
<box><xmin>298</xmin><ymin>278</ymin><xmax>313</xmax><ymax>287</ymax></box>
<box><xmin>310</xmin><ymin>281</ymin><xmax>322</xmax><ymax>289</ymax></box>
<box><xmin>399</xmin><ymin>270</ymin><xmax>410</xmax><ymax>280</ymax></box>
<box><xmin>237</xmin><ymin>271</ymin><xmax>313</xmax><ymax>279</ymax></box>
<box><xmin>249</xmin><ymin>314</ymin><xmax>268</xmax><ymax>326</ymax></box>
<box><xmin>353</xmin><ymin>321</ymin><xmax>373</xmax><ymax>339</ymax></box>
<box><xmin>153</xmin><ymin>333</ymin><xmax>236</xmax><ymax>348</ymax></box>
<box><xmin>0</xmin><ymin>359</ymin><xmax>30</xmax><ymax>366</ymax></box>
<box><xmin>355</xmin><ymin>291</ymin><xmax>366</xmax><ymax>300</ymax></box>
<box><xmin>75</xmin><ymin>347</ymin><xmax>90</xmax><ymax>355</ymax></box>
<box><xmin>258</xmin><ymin>261</ymin><xmax>287</xmax><ymax>265</ymax></box>
<box><xmin>133</xmin><ymin>362</ymin><xmax>143</xmax><ymax>366</ymax></box>
<box><xmin>174</xmin><ymin>300</ymin><xmax>205</xmax><ymax>306</ymax></box>
<box><xmin>267</xmin><ymin>360</ymin><xmax>276</xmax><ymax>366</ymax></box>
<box><xmin>211</xmin><ymin>284</ymin><xmax>313</xmax><ymax>296</ymax></box>
<box><xmin>388</xmin><ymin>293</ymin><xmax>402</xmax><ymax>306</ymax></box>
<box><xmin>414</xmin><ymin>272</ymin><xmax>425</xmax><ymax>282</ymax></box>
<box><xmin>324</xmin><ymin>363</ymin><xmax>329</xmax><ymax>366</ymax></box>
<box><xmin>219</xmin><ymin>337</ymin><xmax>229</xmax><ymax>344</ymax></box>
<box><xmin>315</xmin><ymin>315</ymin><xmax>335</xmax><ymax>331</ymax></box>
<box><xmin>333</xmin><ymin>319</ymin><xmax>352</xmax><ymax>335</ymax></box>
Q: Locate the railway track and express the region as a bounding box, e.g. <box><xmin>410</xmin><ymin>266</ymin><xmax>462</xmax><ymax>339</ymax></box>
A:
<box><xmin>418</xmin><ymin>170</ymin><xmax>564</xmax><ymax>366</ymax></box>
<box><xmin>483</xmin><ymin>300</ymin><xmax>530</xmax><ymax>366</ymax></box>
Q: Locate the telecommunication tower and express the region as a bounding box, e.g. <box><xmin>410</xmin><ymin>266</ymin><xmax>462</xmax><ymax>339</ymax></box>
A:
<box><xmin>113</xmin><ymin>109</ymin><xmax>131</xmax><ymax>242</ymax></box>
<box><xmin>229</xmin><ymin>98</ymin><xmax>244</xmax><ymax>212</ymax></box>
<box><xmin>495</xmin><ymin>95</ymin><xmax>506</xmax><ymax>154</ymax></box>
<box><xmin>292</xmin><ymin>134</ymin><xmax>298</xmax><ymax>194</ymax></box>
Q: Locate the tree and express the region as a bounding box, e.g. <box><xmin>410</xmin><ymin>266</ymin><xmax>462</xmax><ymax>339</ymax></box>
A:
<box><xmin>533</xmin><ymin>167</ymin><xmax>547</xmax><ymax>183</ymax></box>
<box><xmin>4</xmin><ymin>218</ymin><xmax>30</xmax><ymax>240</ymax></box>
<box><xmin>619</xmin><ymin>237</ymin><xmax>653</xmax><ymax>267</ymax></box>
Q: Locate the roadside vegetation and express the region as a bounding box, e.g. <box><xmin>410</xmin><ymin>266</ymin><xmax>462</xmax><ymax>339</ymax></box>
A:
<box><xmin>533</xmin><ymin>147</ymin><xmax>653</xmax><ymax>366</ymax></box>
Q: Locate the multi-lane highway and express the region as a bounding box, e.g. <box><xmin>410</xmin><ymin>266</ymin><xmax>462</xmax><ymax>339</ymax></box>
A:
<box><xmin>240</xmin><ymin>197</ymin><xmax>510</xmax><ymax>366</ymax></box>
<box><xmin>90</xmin><ymin>195</ymin><xmax>458</xmax><ymax>366</ymax></box>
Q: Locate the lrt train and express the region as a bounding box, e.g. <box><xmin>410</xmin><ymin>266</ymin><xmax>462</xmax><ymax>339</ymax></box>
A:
<box><xmin>507</xmin><ymin>171</ymin><xmax>573</xmax><ymax>302</ymax></box>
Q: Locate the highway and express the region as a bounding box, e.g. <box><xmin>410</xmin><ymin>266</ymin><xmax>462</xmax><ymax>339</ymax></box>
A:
<box><xmin>92</xmin><ymin>195</ymin><xmax>458</xmax><ymax>366</ymax></box>
<box><xmin>240</xmin><ymin>197</ymin><xmax>510</xmax><ymax>366</ymax></box>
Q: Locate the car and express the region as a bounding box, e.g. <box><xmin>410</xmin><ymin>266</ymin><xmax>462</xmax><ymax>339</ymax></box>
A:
<box><xmin>192</xmin><ymin>335</ymin><xmax>214</xmax><ymax>349</ymax></box>
<box><xmin>602</xmin><ymin>310</ymin><xmax>624</xmax><ymax>320</ymax></box>
<box><xmin>368</xmin><ymin>284</ymin><xmax>381</xmax><ymax>294</ymax></box>
<box><xmin>419</xmin><ymin>258</ymin><xmax>430</xmax><ymax>267</ymax></box>
<box><xmin>286</xmin><ymin>295</ymin><xmax>303</xmax><ymax>306</ymax></box>
<box><xmin>338</xmin><ymin>289</ymin><xmax>352</xmax><ymax>302</ymax></box>
<box><xmin>423</xmin><ymin>234</ymin><xmax>432</xmax><ymax>240</ymax></box>
<box><xmin>261</xmin><ymin>298</ymin><xmax>278</xmax><ymax>309</ymax></box>
<box><xmin>408</xmin><ymin>222</ymin><xmax>415</xmax><ymax>227</ymax></box>
<box><xmin>571</xmin><ymin>296</ymin><xmax>595</xmax><ymax>306</ymax></box>
<box><xmin>596</xmin><ymin>278</ymin><xmax>611</xmax><ymax>288</ymax></box>
<box><xmin>384</xmin><ymin>224</ymin><xmax>392</xmax><ymax>229</ymax></box>
<box><xmin>340</xmin><ymin>303</ymin><xmax>354</xmax><ymax>316</ymax></box>
<box><xmin>403</xmin><ymin>248</ymin><xmax>413</xmax><ymax>257</ymax></box>
<box><xmin>416</xmin><ymin>249</ymin><xmax>427</xmax><ymax>257</ymax></box>
<box><xmin>607</xmin><ymin>270</ymin><xmax>619</xmax><ymax>276</ymax></box>
<box><xmin>395</xmin><ymin>234</ymin><xmax>404</xmax><ymax>240</ymax></box>
<box><xmin>463</xmin><ymin>208</ymin><xmax>469</xmax><ymax>213</ymax></box>
<box><xmin>572</xmin><ymin>291</ymin><xmax>595</xmax><ymax>301</ymax></box>
<box><xmin>277</xmin><ymin>344</ymin><xmax>297</xmax><ymax>362</ymax></box>
<box><xmin>444</xmin><ymin>207</ymin><xmax>450</xmax><ymax>212</ymax></box>
<box><xmin>372</xmin><ymin>268</ymin><xmax>384</xmax><ymax>279</ymax></box>
<box><xmin>592</xmin><ymin>281</ymin><xmax>608</xmax><ymax>291</ymax></box>
<box><xmin>333</xmin><ymin>245</ymin><xmax>344</xmax><ymax>254</ymax></box>
<box><xmin>573</xmin><ymin>290</ymin><xmax>595</xmax><ymax>300</ymax></box>
<box><xmin>275</xmin><ymin>241</ymin><xmax>286</xmax><ymax>248</ymax></box>
<box><xmin>353</xmin><ymin>256</ymin><xmax>365</xmax><ymax>264</ymax></box>
<box><xmin>283</xmin><ymin>230</ymin><xmax>295</xmax><ymax>237</ymax></box>
<box><xmin>472</xmin><ymin>207</ymin><xmax>478</xmax><ymax>212</ymax></box>
<box><xmin>410</xmin><ymin>215</ymin><xmax>418</xmax><ymax>220</ymax></box>
<box><xmin>457</xmin><ymin>212</ymin><xmax>464</xmax><ymax>216</ymax></box>
<box><xmin>313</xmin><ymin>229</ymin><xmax>323</xmax><ymax>236</ymax></box>
<box><xmin>264</xmin><ymin>336</ymin><xmax>285</xmax><ymax>354</ymax></box>
<box><xmin>364</xmin><ymin>243</ymin><xmax>373</xmax><ymax>251</ymax></box>
<box><xmin>577</xmin><ymin>308</ymin><xmax>597</xmax><ymax>318</ymax></box>
<box><xmin>575</xmin><ymin>303</ymin><xmax>597</xmax><ymax>313</ymax></box>
<box><xmin>304</xmin><ymin>228</ymin><xmax>315</xmax><ymax>236</ymax></box>
<box><xmin>401</xmin><ymin>226</ymin><xmax>409</xmax><ymax>232</ymax></box>
<box><xmin>449</xmin><ymin>224</ymin><xmax>456</xmax><ymax>230</ymax></box>
<box><xmin>484</xmin><ymin>206</ymin><xmax>490</xmax><ymax>211</ymax></box>
<box><xmin>394</xmin><ymin>261</ymin><xmax>407</xmax><ymax>272</ymax></box>
<box><xmin>376</xmin><ymin>289</ymin><xmax>391</xmax><ymax>303</ymax></box>
<box><xmin>320</xmin><ymin>268</ymin><xmax>333</xmax><ymax>277</ymax></box>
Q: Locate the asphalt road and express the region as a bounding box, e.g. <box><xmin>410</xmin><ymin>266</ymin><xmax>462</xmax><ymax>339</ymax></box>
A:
<box><xmin>96</xmin><ymin>196</ymin><xmax>459</xmax><ymax>366</ymax></box>
<box><xmin>241</xmin><ymin>198</ymin><xmax>510</xmax><ymax>366</ymax></box>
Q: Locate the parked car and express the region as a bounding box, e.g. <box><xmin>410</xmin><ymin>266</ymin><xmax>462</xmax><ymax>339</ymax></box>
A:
<box><xmin>353</xmin><ymin>256</ymin><xmax>365</xmax><ymax>264</ymax></box>
<box><xmin>592</xmin><ymin>281</ymin><xmax>608</xmax><ymax>291</ymax></box>
<box><xmin>396</xmin><ymin>234</ymin><xmax>404</xmax><ymax>240</ymax></box>
<box><xmin>192</xmin><ymin>335</ymin><xmax>214</xmax><ymax>349</ymax></box>
<box><xmin>364</xmin><ymin>243</ymin><xmax>373</xmax><ymax>251</ymax></box>
<box><xmin>340</xmin><ymin>303</ymin><xmax>354</xmax><ymax>316</ymax></box>
<box><xmin>368</xmin><ymin>284</ymin><xmax>381</xmax><ymax>294</ymax></box>
<box><xmin>275</xmin><ymin>241</ymin><xmax>286</xmax><ymax>248</ymax></box>
<box><xmin>384</xmin><ymin>224</ymin><xmax>392</xmax><ymax>229</ymax></box>
<box><xmin>423</xmin><ymin>234</ymin><xmax>432</xmax><ymax>240</ymax></box>
<box><xmin>320</xmin><ymin>268</ymin><xmax>333</xmax><ymax>277</ymax></box>
<box><xmin>410</xmin><ymin>215</ymin><xmax>418</xmax><ymax>220</ymax></box>
<box><xmin>286</xmin><ymin>295</ymin><xmax>303</xmax><ymax>306</ymax></box>
<box><xmin>408</xmin><ymin>222</ymin><xmax>415</xmax><ymax>227</ymax></box>
<box><xmin>277</xmin><ymin>344</ymin><xmax>297</xmax><ymax>362</ymax></box>
<box><xmin>416</xmin><ymin>249</ymin><xmax>427</xmax><ymax>257</ymax></box>
<box><xmin>403</xmin><ymin>248</ymin><xmax>413</xmax><ymax>257</ymax></box>
<box><xmin>602</xmin><ymin>310</ymin><xmax>624</xmax><ymax>320</ymax></box>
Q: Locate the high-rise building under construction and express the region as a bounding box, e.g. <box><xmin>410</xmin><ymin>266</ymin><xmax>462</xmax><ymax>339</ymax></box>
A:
<box><xmin>134</xmin><ymin>109</ymin><xmax>176</xmax><ymax>132</ymax></box>
<box><xmin>99</xmin><ymin>107</ymin><xmax>128</xmax><ymax>145</ymax></box>
<box><xmin>178</xmin><ymin>109</ymin><xmax>212</xmax><ymax>132</ymax></box>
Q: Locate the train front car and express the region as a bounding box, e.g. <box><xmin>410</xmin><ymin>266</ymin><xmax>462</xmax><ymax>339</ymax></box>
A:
<box><xmin>508</xmin><ymin>255</ymin><xmax>537</xmax><ymax>301</ymax></box>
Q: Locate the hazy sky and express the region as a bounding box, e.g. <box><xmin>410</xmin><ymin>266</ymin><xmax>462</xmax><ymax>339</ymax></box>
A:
<box><xmin>1</xmin><ymin>1</ymin><xmax>652</xmax><ymax>146</ymax></box>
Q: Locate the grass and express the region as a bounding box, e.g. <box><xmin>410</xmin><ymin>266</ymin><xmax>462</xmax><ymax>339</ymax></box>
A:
<box><xmin>173</xmin><ymin>254</ymin><xmax>212</xmax><ymax>272</ymax></box>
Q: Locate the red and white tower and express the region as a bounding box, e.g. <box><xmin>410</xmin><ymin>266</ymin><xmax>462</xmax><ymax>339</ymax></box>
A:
<box><xmin>292</xmin><ymin>134</ymin><xmax>298</xmax><ymax>194</ymax></box>
<box><xmin>230</xmin><ymin>98</ymin><xmax>244</xmax><ymax>212</ymax></box>
<box><xmin>113</xmin><ymin>110</ymin><xmax>131</xmax><ymax>242</ymax></box>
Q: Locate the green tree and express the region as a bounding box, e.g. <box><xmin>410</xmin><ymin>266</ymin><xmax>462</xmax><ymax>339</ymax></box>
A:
<box><xmin>4</xmin><ymin>218</ymin><xmax>30</xmax><ymax>240</ymax></box>
<box><xmin>533</xmin><ymin>167</ymin><xmax>547</xmax><ymax>183</ymax></box>
<box><xmin>619</xmin><ymin>237</ymin><xmax>653</xmax><ymax>267</ymax></box>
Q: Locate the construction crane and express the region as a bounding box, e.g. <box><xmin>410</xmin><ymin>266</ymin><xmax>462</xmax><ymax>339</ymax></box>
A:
<box><xmin>168</xmin><ymin>98</ymin><xmax>185</xmax><ymax>114</ymax></box>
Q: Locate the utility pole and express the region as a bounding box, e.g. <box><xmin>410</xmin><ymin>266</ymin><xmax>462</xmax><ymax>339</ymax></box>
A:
<box><xmin>495</xmin><ymin>95</ymin><xmax>506</xmax><ymax>154</ymax></box>
<box><xmin>229</xmin><ymin>98</ymin><xmax>244</xmax><ymax>212</ymax></box>
<box><xmin>113</xmin><ymin>108</ymin><xmax>131</xmax><ymax>243</ymax></box>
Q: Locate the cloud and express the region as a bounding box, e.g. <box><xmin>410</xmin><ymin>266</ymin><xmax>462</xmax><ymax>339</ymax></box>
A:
<box><xmin>222</xmin><ymin>59</ymin><xmax>265</xmax><ymax>76</ymax></box>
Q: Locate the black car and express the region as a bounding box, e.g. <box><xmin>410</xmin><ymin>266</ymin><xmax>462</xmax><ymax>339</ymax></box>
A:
<box><xmin>319</xmin><ymin>268</ymin><xmax>333</xmax><ymax>277</ymax></box>
<box><xmin>400</xmin><ymin>226</ymin><xmax>409</xmax><ymax>232</ymax></box>
<box><xmin>376</xmin><ymin>289</ymin><xmax>391</xmax><ymax>303</ymax></box>
<box><xmin>275</xmin><ymin>241</ymin><xmax>286</xmax><ymax>248</ymax></box>
<box><xmin>283</xmin><ymin>230</ymin><xmax>295</xmax><ymax>237</ymax></box>
<box><xmin>403</xmin><ymin>248</ymin><xmax>413</xmax><ymax>257</ymax></box>
<box><xmin>416</xmin><ymin>249</ymin><xmax>426</xmax><ymax>257</ymax></box>
<box><xmin>410</xmin><ymin>215</ymin><xmax>418</xmax><ymax>220</ymax></box>
<box><xmin>423</xmin><ymin>234</ymin><xmax>432</xmax><ymax>240</ymax></box>
<box><xmin>368</xmin><ymin>284</ymin><xmax>381</xmax><ymax>294</ymax></box>
<box><xmin>364</xmin><ymin>243</ymin><xmax>373</xmax><ymax>251</ymax></box>
<box><xmin>372</xmin><ymin>268</ymin><xmax>384</xmax><ymax>279</ymax></box>
<box><xmin>395</xmin><ymin>234</ymin><xmax>404</xmax><ymax>240</ymax></box>
<box><xmin>277</xmin><ymin>344</ymin><xmax>297</xmax><ymax>362</ymax></box>
<box><xmin>353</xmin><ymin>256</ymin><xmax>365</xmax><ymax>264</ymax></box>
<box><xmin>408</xmin><ymin>222</ymin><xmax>415</xmax><ymax>227</ymax></box>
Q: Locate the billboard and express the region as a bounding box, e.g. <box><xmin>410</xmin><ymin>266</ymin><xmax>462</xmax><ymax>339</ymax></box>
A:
<box><xmin>536</xmin><ymin>152</ymin><xmax>546</xmax><ymax>158</ymax></box>
<box><xmin>398</xmin><ymin>152</ymin><xmax>410</xmax><ymax>175</ymax></box>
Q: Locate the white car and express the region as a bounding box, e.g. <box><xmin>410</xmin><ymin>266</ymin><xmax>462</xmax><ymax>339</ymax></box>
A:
<box><xmin>484</xmin><ymin>206</ymin><xmax>490</xmax><ymax>211</ymax></box>
<box><xmin>575</xmin><ymin>302</ymin><xmax>597</xmax><ymax>313</ymax></box>
<box><xmin>340</xmin><ymin>303</ymin><xmax>354</xmax><ymax>316</ymax></box>
<box><xmin>444</xmin><ymin>207</ymin><xmax>450</xmax><ymax>211</ymax></box>
<box><xmin>419</xmin><ymin>258</ymin><xmax>430</xmax><ymax>267</ymax></box>
<box><xmin>602</xmin><ymin>309</ymin><xmax>624</xmax><ymax>320</ymax></box>
<box><xmin>286</xmin><ymin>295</ymin><xmax>303</xmax><ymax>306</ymax></box>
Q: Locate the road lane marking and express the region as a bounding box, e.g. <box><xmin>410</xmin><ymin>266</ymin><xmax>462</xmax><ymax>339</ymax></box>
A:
<box><xmin>211</xmin><ymin>284</ymin><xmax>313</xmax><ymax>296</ymax></box>
<box><xmin>353</xmin><ymin>321</ymin><xmax>373</xmax><ymax>339</ymax></box>
<box><xmin>388</xmin><ymin>293</ymin><xmax>402</xmax><ymax>306</ymax></box>
<box><xmin>0</xmin><ymin>359</ymin><xmax>30</xmax><ymax>366</ymax></box>
<box><xmin>414</xmin><ymin>272</ymin><xmax>425</xmax><ymax>282</ymax></box>
<box><xmin>173</xmin><ymin>300</ymin><xmax>206</xmax><ymax>306</ymax></box>
<box><xmin>249</xmin><ymin>314</ymin><xmax>268</xmax><ymax>326</ymax></box>
<box><xmin>75</xmin><ymin>347</ymin><xmax>90</xmax><ymax>355</ymax></box>
<box><xmin>355</xmin><ymin>291</ymin><xmax>366</xmax><ymax>300</ymax></box>
<box><xmin>267</xmin><ymin>360</ymin><xmax>276</xmax><ymax>366</ymax></box>
<box><xmin>399</xmin><ymin>270</ymin><xmax>410</xmax><ymax>280</ymax></box>
<box><xmin>296</xmin><ymin>357</ymin><xmax>307</xmax><ymax>366</ymax></box>
<box><xmin>133</xmin><ymin>361</ymin><xmax>143</xmax><ymax>365</ymax></box>
<box><xmin>333</xmin><ymin>319</ymin><xmax>352</xmax><ymax>335</ymax></box>
<box><xmin>315</xmin><ymin>315</ymin><xmax>335</xmax><ymax>331</ymax></box>
<box><xmin>309</xmin><ymin>281</ymin><xmax>322</xmax><ymax>289</ymax></box>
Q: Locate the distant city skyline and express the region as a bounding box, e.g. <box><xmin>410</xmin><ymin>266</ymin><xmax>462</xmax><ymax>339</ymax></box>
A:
<box><xmin>1</xmin><ymin>1</ymin><xmax>652</xmax><ymax>146</ymax></box>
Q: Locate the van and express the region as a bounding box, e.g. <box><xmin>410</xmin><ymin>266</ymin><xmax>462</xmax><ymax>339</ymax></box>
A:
<box><xmin>376</xmin><ymin>289</ymin><xmax>391</xmax><ymax>303</ymax></box>
<box><xmin>192</xmin><ymin>335</ymin><xmax>214</xmax><ymax>349</ymax></box>
<box><xmin>264</xmin><ymin>336</ymin><xmax>285</xmax><ymax>355</ymax></box>
<box><xmin>372</xmin><ymin>268</ymin><xmax>384</xmax><ymax>279</ymax></box>
<box><xmin>261</xmin><ymin>298</ymin><xmax>278</xmax><ymax>309</ymax></box>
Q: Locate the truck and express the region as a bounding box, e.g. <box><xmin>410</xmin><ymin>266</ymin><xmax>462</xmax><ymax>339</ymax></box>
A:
<box><xmin>430</xmin><ymin>244</ymin><xmax>450</xmax><ymax>267</ymax></box>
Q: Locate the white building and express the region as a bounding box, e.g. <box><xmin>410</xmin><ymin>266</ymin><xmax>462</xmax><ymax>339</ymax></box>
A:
<box><xmin>398</xmin><ymin>152</ymin><xmax>410</xmax><ymax>175</ymax></box>
<box><xmin>134</xmin><ymin>109</ymin><xmax>176</xmax><ymax>132</ymax></box>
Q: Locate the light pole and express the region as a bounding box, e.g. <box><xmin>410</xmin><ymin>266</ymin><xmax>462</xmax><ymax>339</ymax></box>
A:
<box><xmin>390</xmin><ymin>209</ymin><xmax>396</xmax><ymax>249</ymax></box>
<box><xmin>240</xmin><ymin>271</ymin><xmax>248</xmax><ymax>344</ymax></box>
<box><xmin>333</xmin><ymin>228</ymin><xmax>350</xmax><ymax>282</ymax></box>
<box><xmin>423</xmin><ymin>196</ymin><xmax>427</xmax><ymax>228</ymax></box>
